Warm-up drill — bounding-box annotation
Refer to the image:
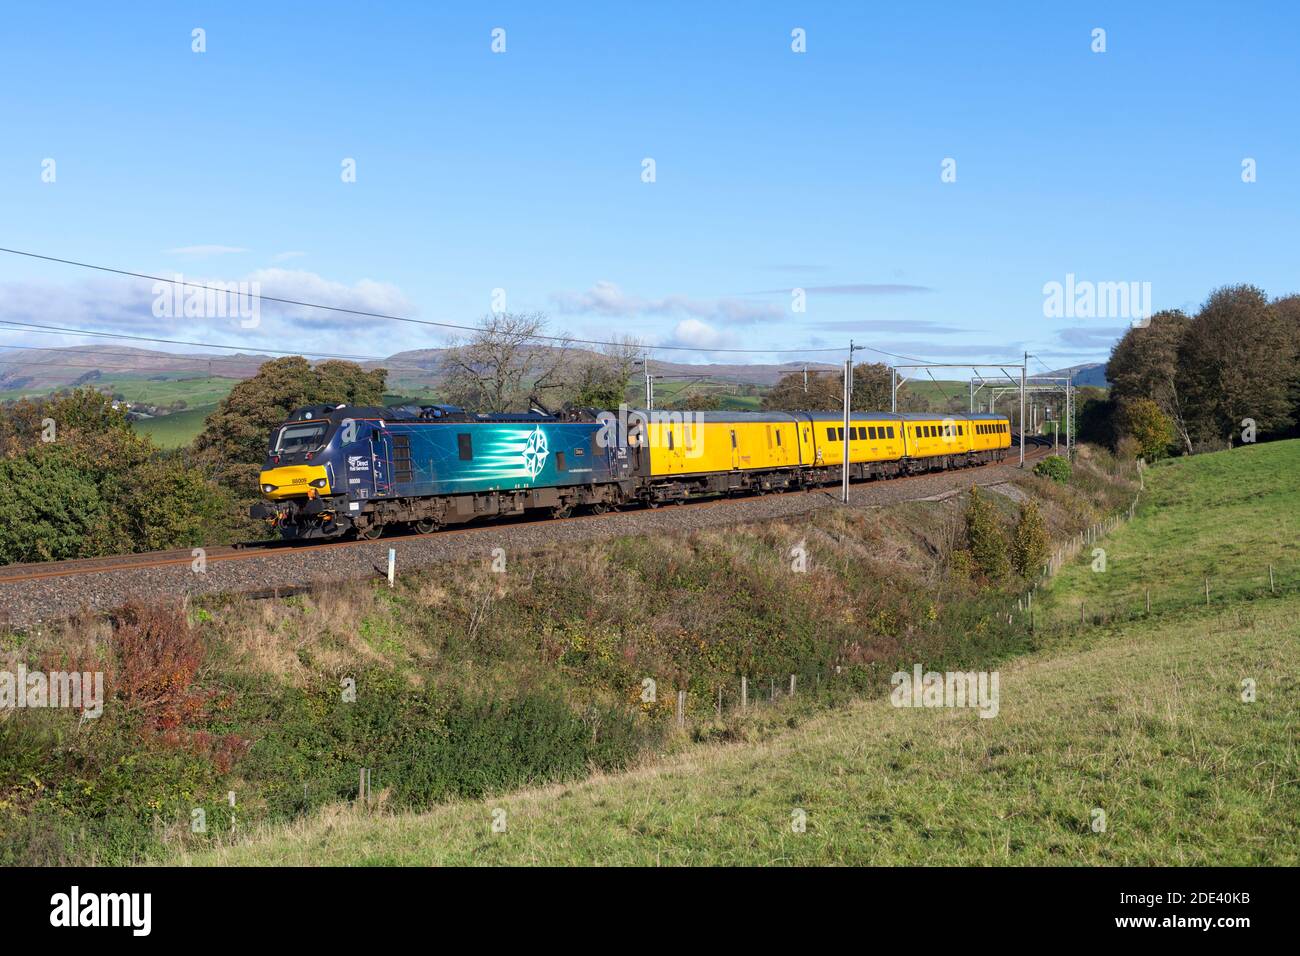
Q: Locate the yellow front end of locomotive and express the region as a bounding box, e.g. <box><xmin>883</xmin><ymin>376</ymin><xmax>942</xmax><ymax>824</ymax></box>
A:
<box><xmin>258</xmin><ymin>464</ymin><xmax>331</xmax><ymax>500</ymax></box>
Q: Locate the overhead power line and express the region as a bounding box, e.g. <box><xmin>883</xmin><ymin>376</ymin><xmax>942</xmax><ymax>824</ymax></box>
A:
<box><xmin>0</xmin><ymin>245</ymin><xmax>931</xmax><ymax>360</ymax></box>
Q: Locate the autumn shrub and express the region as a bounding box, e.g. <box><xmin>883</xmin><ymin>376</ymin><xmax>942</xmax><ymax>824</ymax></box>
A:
<box><xmin>962</xmin><ymin>486</ymin><xmax>1010</xmax><ymax>583</ymax></box>
<box><xmin>1033</xmin><ymin>455</ymin><xmax>1072</xmax><ymax>483</ymax></box>
<box><xmin>0</xmin><ymin>389</ymin><xmax>233</xmax><ymax>564</ymax></box>
<box><xmin>1011</xmin><ymin>501</ymin><xmax>1050</xmax><ymax>578</ymax></box>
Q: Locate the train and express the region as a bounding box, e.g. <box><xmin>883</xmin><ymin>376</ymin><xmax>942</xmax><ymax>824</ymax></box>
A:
<box><xmin>250</xmin><ymin>403</ymin><xmax>1012</xmax><ymax>540</ymax></box>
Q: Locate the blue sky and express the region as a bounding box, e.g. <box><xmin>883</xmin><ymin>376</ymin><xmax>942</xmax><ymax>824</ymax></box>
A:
<box><xmin>1</xmin><ymin>1</ymin><xmax>1298</xmax><ymax>372</ymax></box>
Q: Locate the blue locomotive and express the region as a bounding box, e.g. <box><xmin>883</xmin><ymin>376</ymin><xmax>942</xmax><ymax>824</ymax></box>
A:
<box><xmin>250</xmin><ymin>403</ymin><xmax>633</xmax><ymax>540</ymax></box>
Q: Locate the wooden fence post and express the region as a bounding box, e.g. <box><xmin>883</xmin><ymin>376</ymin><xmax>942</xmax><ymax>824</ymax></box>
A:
<box><xmin>741</xmin><ymin>676</ymin><xmax>748</xmax><ymax>710</ymax></box>
<box><xmin>676</xmin><ymin>690</ymin><xmax>686</xmax><ymax>728</ymax></box>
<box><xmin>789</xmin><ymin>674</ymin><xmax>796</xmax><ymax>697</ymax></box>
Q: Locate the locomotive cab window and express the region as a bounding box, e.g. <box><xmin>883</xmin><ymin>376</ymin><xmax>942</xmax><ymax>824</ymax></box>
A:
<box><xmin>826</xmin><ymin>427</ymin><xmax>835</xmax><ymax>441</ymax></box>
<box><xmin>457</xmin><ymin>433</ymin><xmax>473</xmax><ymax>460</ymax></box>
<box><xmin>274</xmin><ymin>421</ymin><xmax>327</xmax><ymax>454</ymax></box>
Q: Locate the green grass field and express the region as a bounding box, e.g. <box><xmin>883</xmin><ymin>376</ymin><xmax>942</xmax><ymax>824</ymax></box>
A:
<box><xmin>173</xmin><ymin>440</ymin><xmax>1299</xmax><ymax>866</ymax></box>
<box><xmin>177</xmin><ymin>596</ymin><xmax>1297</xmax><ymax>866</ymax></box>
<box><xmin>0</xmin><ymin>374</ymin><xmax>237</xmax><ymax>408</ymax></box>
<box><xmin>132</xmin><ymin>403</ymin><xmax>218</xmax><ymax>448</ymax></box>
<box><xmin>1040</xmin><ymin>440</ymin><xmax>1300</xmax><ymax>624</ymax></box>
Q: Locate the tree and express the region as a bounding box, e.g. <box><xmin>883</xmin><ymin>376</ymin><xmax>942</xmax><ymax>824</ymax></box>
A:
<box><xmin>1270</xmin><ymin>293</ymin><xmax>1300</xmax><ymax>431</ymax></box>
<box><xmin>761</xmin><ymin>362</ymin><xmax>894</xmax><ymax>412</ymax></box>
<box><xmin>0</xmin><ymin>389</ymin><xmax>232</xmax><ymax>564</ymax></box>
<box><xmin>1076</xmin><ymin>394</ymin><xmax>1118</xmax><ymax>448</ymax></box>
<box><xmin>850</xmin><ymin>362</ymin><xmax>893</xmax><ymax>411</ymax></box>
<box><xmin>194</xmin><ymin>356</ymin><xmax>387</xmax><ymax>491</ymax></box>
<box><xmin>963</xmin><ymin>485</ymin><xmax>1010</xmax><ymax>583</ymax></box>
<box><xmin>564</xmin><ymin>336</ymin><xmax>644</xmax><ymax>409</ymax></box>
<box><xmin>440</xmin><ymin>313</ymin><xmax>571</xmax><ymax>413</ymax></box>
<box><xmin>762</xmin><ymin>368</ymin><xmax>841</xmax><ymax>410</ymax></box>
<box><xmin>121</xmin><ymin>453</ymin><xmax>234</xmax><ymax>553</ymax></box>
<box><xmin>0</xmin><ymin>444</ymin><xmax>119</xmax><ymax>562</ymax></box>
<box><xmin>662</xmin><ymin>392</ymin><xmax>722</xmax><ymax>411</ymax></box>
<box><xmin>1120</xmin><ymin>398</ymin><xmax>1175</xmax><ymax>461</ymax></box>
<box><xmin>1178</xmin><ymin>285</ymin><xmax>1296</xmax><ymax>446</ymax></box>
<box><xmin>1011</xmin><ymin>501</ymin><xmax>1049</xmax><ymax>578</ymax></box>
<box><xmin>1107</xmin><ymin>309</ymin><xmax>1194</xmax><ymax>453</ymax></box>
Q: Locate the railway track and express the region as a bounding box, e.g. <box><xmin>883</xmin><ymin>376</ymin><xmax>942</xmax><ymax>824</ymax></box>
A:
<box><xmin>0</xmin><ymin>442</ymin><xmax>1054</xmax><ymax>589</ymax></box>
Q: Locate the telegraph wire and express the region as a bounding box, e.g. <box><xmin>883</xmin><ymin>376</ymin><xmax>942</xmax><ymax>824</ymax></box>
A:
<box><xmin>0</xmin><ymin>245</ymin><xmax>932</xmax><ymax>361</ymax></box>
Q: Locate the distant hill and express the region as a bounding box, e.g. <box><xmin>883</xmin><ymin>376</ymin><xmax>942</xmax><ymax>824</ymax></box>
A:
<box><xmin>0</xmin><ymin>345</ymin><xmax>841</xmax><ymax>394</ymax></box>
<box><xmin>1044</xmin><ymin>363</ymin><xmax>1109</xmax><ymax>388</ymax></box>
<box><xmin>0</xmin><ymin>345</ymin><xmax>273</xmax><ymax>392</ymax></box>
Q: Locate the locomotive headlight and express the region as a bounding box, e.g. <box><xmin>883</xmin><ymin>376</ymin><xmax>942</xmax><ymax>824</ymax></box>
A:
<box><xmin>309</xmin><ymin>478</ymin><xmax>328</xmax><ymax>488</ymax></box>
<box><xmin>261</xmin><ymin>483</ymin><xmax>277</xmax><ymax>494</ymax></box>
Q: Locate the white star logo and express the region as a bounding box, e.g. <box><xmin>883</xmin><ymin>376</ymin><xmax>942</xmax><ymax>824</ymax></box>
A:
<box><xmin>522</xmin><ymin>426</ymin><xmax>549</xmax><ymax>479</ymax></box>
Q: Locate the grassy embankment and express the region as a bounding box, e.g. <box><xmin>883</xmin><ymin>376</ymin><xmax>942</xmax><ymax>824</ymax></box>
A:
<box><xmin>175</xmin><ymin>441</ymin><xmax>1297</xmax><ymax>865</ymax></box>
<box><xmin>1037</xmin><ymin>438</ymin><xmax>1300</xmax><ymax>625</ymax></box>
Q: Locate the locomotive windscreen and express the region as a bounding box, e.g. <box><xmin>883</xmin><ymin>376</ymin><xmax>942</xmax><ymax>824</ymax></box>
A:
<box><xmin>274</xmin><ymin>421</ymin><xmax>328</xmax><ymax>453</ymax></box>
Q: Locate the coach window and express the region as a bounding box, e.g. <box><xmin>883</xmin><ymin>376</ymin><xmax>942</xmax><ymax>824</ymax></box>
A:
<box><xmin>556</xmin><ymin>452</ymin><xmax>567</xmax><ymax>471</ymax></box>
<box><xmin>667</xmin><ymin>430</ymin><xmax>674</xmax><ymax>451</ymax></box>
<box><xmin>775</xmin><ymin>429</ymin><xmax>782</xmax><ymax>446</ymax></box>
<box><xmin>827</xmin><ymin>427</ymin><xmax>835</xmax><ymax>441</ymax></box>
<box><xmin>457</xmin><ymin>433</ymin><xmax>473</xmax><ymax>460</ymax></box>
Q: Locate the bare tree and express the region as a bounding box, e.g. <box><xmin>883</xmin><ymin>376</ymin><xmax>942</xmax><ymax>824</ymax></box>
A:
<box><xmin>440</xmin><ymin>313</ymin><xmax>571</xmax><ymax>413</ymax></box>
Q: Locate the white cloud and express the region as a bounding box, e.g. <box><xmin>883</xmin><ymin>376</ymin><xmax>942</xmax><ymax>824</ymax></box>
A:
<box><xmin>663</xmin><ymin>318</ymin><xmax>736</xmax><ymax>351</ymax></box>
<box><xmin>273</xmin><ymin>250</ymin><xmax>307</xmax><ymax>262</ymax></box>
<box><xmin>551</xmin><ymin>280</ymin><xmax>782</xmax><ymax>325</ymax></box>
<box><xmin>0</xmin><ymin>269</ymin><xmax>416</xmax><ymax>348</ymax></box>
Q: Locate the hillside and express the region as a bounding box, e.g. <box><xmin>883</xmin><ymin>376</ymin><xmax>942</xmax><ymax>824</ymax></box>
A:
<box><xmin>174</xmin><ymin>440</ymin><xmax>1300</xmax><ymax>866</ymax></box>
<box><xmin>178</xmin><ymin>597</ymin><xmax>1298</xmax><ymax>866</ymax></box>
<box><xmin>1039</xmin><ymin>440</ymin><xmax>1300</xmax><ymax>624</ymax></box>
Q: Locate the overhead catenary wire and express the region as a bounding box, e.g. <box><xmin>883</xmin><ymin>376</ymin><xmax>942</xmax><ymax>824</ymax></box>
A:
<box><xmin>0</xmin><ymin>245</ymin><xmax>932</xmax><ymax>362</ymax></box>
